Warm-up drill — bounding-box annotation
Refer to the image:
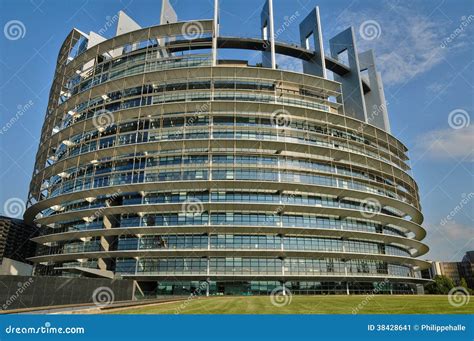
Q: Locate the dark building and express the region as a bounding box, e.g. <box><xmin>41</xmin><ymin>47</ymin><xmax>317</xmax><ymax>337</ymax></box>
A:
<box><xmin>427</xmin><ymin>252</ymin><xmax>474</xmax><ymax>289</ymax></box>
<box><xmin>0</xmin><ymin>216</ymin><xmax>38</xmax><ymax>274</ymax></box>
<box><xmin>461</xmin><ymin>251</ymin><xmax>474</xmax><ymax>288</ymax></box>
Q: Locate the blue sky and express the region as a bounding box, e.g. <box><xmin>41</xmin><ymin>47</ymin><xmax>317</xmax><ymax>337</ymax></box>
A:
<box><xmin>0</xmin><ymin>0</ymin><xmax>472</xmax><ymax>261</ymax></box>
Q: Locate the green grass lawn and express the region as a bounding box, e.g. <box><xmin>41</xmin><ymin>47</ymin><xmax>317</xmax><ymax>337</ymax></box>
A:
<box><xmin>106</xmin><ymin>295</ymin><xmax>474</xmax><ymax>314</ymax></box>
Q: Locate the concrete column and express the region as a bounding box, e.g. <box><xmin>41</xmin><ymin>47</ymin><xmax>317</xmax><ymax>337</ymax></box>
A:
<box><xmin>329</xmin><ymin>28</ymin><xmax>367</xmax><ymax>122</ymax></box>
<box><xmin>268</xmin><ymin>0</ymin><xmax>276</xmax><ymax>69</ymax></box>
<box><xmin>358</xmin><ymin>50</ymin><xmax>391</xmax><ymax>132</ymax></box>
<box><xmin>260</xmin><ymin>0</ymin><xmax>276</xmax><ymax>68</ymax></box>
<box><xmin>212</xmin><ymin>0</ymin><xmax>219</xmax><ymax>66</ymax></box>
<box><xmin>299</xmin><ymin>6</ymin><xmax>326</xmax><ymax>78</ymax></box>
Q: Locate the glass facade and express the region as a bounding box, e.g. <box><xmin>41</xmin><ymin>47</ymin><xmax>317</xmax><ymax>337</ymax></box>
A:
<box><xmin>25</xmin><ymin>19</ymin><xmax>429</xmax><ymax>295</ymax></box>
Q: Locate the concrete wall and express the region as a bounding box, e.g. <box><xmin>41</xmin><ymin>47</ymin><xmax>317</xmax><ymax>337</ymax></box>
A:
<box><xmin>0</xmin><ymin>258</ymin><xmax>33</xmax><ymax>276</ymax></box>
<box><xmin>0</xmin><ymin>275</ymin><xmax>135</xmax><ymax>311</ymax></box>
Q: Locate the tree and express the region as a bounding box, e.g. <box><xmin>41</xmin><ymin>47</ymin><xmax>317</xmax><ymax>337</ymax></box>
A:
<box><xmin>459</xmin><ymin>277</ymin><xmax>468</xmax><ymax>290</ymax></box>
<box><xmin>459</xmin><ymin>277</ymin><xmax>472</xmax><ymax>294</ymax></box>
<box><xmin>424</xmin><ymin>275</ymin><xmax>455</xmax><ymax>294</ymax></box>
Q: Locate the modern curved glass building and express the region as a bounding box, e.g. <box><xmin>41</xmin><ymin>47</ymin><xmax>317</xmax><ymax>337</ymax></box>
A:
<box><xmin>24</xmin><ymin>1</ymin><xmax>430</xmax><ymax>296</ymax></box>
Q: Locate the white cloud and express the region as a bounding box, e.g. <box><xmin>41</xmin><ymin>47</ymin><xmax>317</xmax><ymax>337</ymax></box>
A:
<box><xmin>376</xmin><ymin>14</ymin><xmax>446</xmax><ymax>86</ymax></box>
<box><xmin>414</xmin><ymin>126</ymin><xmax>474</xmax><ymax>162</ymax></box>
<box><xmin>426</xmin><ymin>80</ymin><xmax>451</xmax><ymax>95</ymax></box>
<box><xmin>443</xmin><ymin>221</ymin><xmax>473</xmax><ymax>241</ymax></box>
<box><xmin>328</xmin><ymin>1</ymin><xmax>469</xmax><ymax>86</ymax></box>
<box><xmin>424</xmin><ymin>221</ymin><xmax>474</xmax><ymax>261</ymax></box>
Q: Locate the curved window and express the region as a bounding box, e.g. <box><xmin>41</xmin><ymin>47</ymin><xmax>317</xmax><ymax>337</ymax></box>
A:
<box><xmin>47</xmin><ymin>168</ymin><xmax>411</xmax><ymax>207</ymax></box>
<box><xmin>51</xmin><ymin>112</ymin><xmax>406</xmax><ymax>170</ymax></box>
<box><xmin>113</xmin><ymin>257</ymin><xmax>414</xmax><ymax>278</ymax></box>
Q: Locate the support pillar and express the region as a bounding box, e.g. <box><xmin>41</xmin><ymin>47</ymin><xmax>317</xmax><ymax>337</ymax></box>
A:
<box><xmin>358</xmin><ymin>50</ymin><xmax>391</xmax><ymax>132</ymax></box>
<box><xmin>329</xmin><ymin>28</ymin><xmax>367</xmax><ymax>122</ymax></box>
<box><xmin>299</xmin><ymin>6</ymin><xmax>326</xmax><ymax>78</ymax></box>
<box><xmin>212</xmin><ymin>0</ymin><xmax>219</xmax><ymax>66</ymax></box>
<box><xmin>260</xmin><ymin>0</ymin><xmax>276</xmax><ymax>68</ymax></box>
